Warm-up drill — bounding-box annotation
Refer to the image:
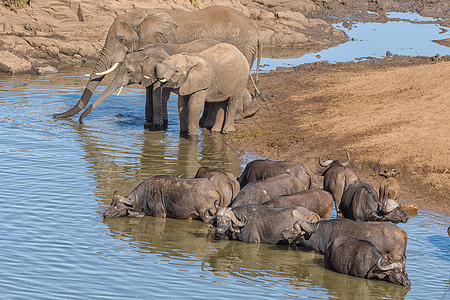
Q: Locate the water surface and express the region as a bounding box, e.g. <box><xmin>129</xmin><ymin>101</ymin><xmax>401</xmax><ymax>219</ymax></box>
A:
<box><xmin>0</xmin><ymin>27</ymin><xmax>449</xmax><ymax>299</ymax></box>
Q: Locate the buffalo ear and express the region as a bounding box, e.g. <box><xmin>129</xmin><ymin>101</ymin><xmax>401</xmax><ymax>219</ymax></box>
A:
<box><xmin>179</xmin><ymin>56</ymin><xmax>213</xmax><ymax>96</ymax></box>
<box><xmin>301</xmin><ymin>221</ymin><xmax>318</xmax><ymax>234</ymax></box>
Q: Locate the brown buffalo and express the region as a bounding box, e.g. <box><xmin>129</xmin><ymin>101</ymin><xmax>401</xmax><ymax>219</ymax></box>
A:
<box><xmin>324</xmin><ymin>235</ymin><xmax>410</xmax><ymax>286</ymax></box>
<box><xmin>194</xmin><ymin>166</ymin><xmax>240</xmax><ymax>207</ymax></box>
<box><xmin>103</xmin><ymin>175</ymin><xmax>223</xmax><ymax>222</ymax></box>
<box><xmin>238</xmin><ymin>159</ymin><xmax>311</xmax><ymax>189</ymax></box>
<box><xmin>281</xmin><ymin>218</ymin><xmax>407</xmax><ymax>262</ymax></box>
<box><xmin>263</xmin><ymin>189</ymin><xmax>333</xmax><ymax>219</ymax></box>
<box><xmin>319</xmin><ymin>150</ymin><xmax>359</xmax><ymax>217</ymax></box>
<box><xmin>379</xmin><ymin>168</ymin><xmax>400</xmax><ymax>202</ymax></box>
<box><xmin>205</xmin><ymin>204</ymin><xmax>320</xmax><ymax>244</ymax></box>
<box><xmin>340</xmin><ymin>180</ymin><xmax>408</xmax><ymax>223</ymax></box>
<box><xmin>231</xmin><ymin>173</ymin><xmax>309</xmax><ymax>207</ymax></box>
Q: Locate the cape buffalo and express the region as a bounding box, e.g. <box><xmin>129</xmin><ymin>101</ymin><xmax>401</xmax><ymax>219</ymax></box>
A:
<box><xmin>231</xmin><ymin>173</ymin><xmax>309</xmax><ymax>207</ymax></box>
<box><xmin>318</xmin><ymin>150</ymin><xmax>359</xmax><ymax>217</ymax></box>
<box><xmin>324</xmin><ymin>235</ymin><xmax>410</xmax><ymax>286</ymax></box>
<box><xmin>205</xmin><ymin>204</ymin><xmax>320</xmax><ymax>244</ymax></box>
<box><xmin>103</xmin><ymin>175</ymin><xmax>223</xmax><ymax>222</ymax></box>
<box><xmin>340</xmin><ymin>180</ymin><xmax>408</xmax><ymax>223</ymax></box>
<box><xmin>238</xmin><ymin>159</ymin><xmax>311</xmax><ymax>189</ymax></box>
<box><xmin>379</xmin><ymin>168</ymin><xmax>400</xmax><ymax>202</ymax></box>
<box><xmin>263</xmin><ymin>189</ymin><xmax>333</xmax><ymax>220</ymax></box>
<box><xmin>281</xmin><ymin>218</ymin><xmax>407</xmax><ymax>262</ymax></box>
<box><xmin>194</xmin><ymin>166</ymin><xmax>240</xmax><ymax>207</ymax></box>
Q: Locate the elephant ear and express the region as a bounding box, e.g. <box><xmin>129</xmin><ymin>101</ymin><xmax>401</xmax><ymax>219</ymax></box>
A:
<box><xmin>179</xmin><ymin>55</ymin><xmax>214</xmax><ymax>96</ymax></box>
<box><xmin>138</xmin><ymin>11</ymin><xmax>178</xmax><ymax>46</ymax></box>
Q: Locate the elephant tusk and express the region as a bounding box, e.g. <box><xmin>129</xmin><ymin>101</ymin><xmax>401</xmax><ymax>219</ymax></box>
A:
<box><xmin>84</xmin><ymin>74</ymin><xmax>91</xmax><ymax>77</ymax></box>
<box><xmin>117</xmin><ymin>86</ymin><xmax>124</xmax><ymax>96</ymax></box>
<box><xmin>159</xmin><ymin>78</ymin><xmax>167</xmax><ymax>83</ymax></box>
<box><xmin>144</xmin><ymin>75</ymin><xmax>151</xmax><ymax>79</ymax></box>
<box><xmin>95</xmin><ymin>62</ymin><xmax>120</xmax><ymax>76</ymax></box>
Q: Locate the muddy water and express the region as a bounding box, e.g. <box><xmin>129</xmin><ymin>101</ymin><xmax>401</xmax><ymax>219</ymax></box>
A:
<box><xmin>1</xmin><ymin>47</ymin><xmax>449</xmax><ymax>299</ymax></box>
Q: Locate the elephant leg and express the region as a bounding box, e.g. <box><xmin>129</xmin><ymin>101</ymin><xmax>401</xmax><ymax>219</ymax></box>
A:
<box><xmin>222</xmin><ymin>95</ymin><xmax>238</xmax><ymax>134</ymax></box>
<box><xmin>210</xmin><ymin>102</ymin><xmax>227</xmax><ymax>133</ymax></box>
<box><xmin>187</xmin><ymin>90</ymin><xmax>207</xmax><ymax>138</ymax></box>
<box><xmin>145</xmin><ymin>85</ymin><xmax>154</xmax><ymax>125</ymax></box>
<box><xmin>151</xmin><ymin>84</ymin><xmax>170</xmax><ymax>131</ymax></box>
<box><xmin>242</xmin><ymin>88</ymin><xmax>260</xmax><ymax>118</ymax></box>
<box><xmin>201</xmin><ymin>102</ymin><xmax>220</xmax><ymax>130</ymax></box>
<box><xmin>178</xmin><ymin>95</ymin><xmax>189</xmax><ymax>134</ymax></box>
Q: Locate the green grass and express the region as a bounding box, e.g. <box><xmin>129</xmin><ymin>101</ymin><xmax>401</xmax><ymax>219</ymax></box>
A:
<box><xmin>2</xmin><ymin>0</ymin><xmax>30</xmax><ymax>8</ymax></box>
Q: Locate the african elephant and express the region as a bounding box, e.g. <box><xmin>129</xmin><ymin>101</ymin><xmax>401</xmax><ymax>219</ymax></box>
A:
<box><xmin>155</xmin><ymin>43</ymin><xmax>250</xmax><ymax>138</ymax></box>
<box><xmin>78</xmin><ymin>39</ymin><xmax>221</xmax><ymax>126</ymax></box>
<box><xmin>53</xmin><ymin>5</ymin><xmax>262</xmax><ymax>130</ymax></box>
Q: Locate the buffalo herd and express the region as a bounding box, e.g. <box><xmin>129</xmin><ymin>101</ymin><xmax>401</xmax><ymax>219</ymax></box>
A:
<box><xmin>104</xmin><ymin>150</ymin><xmax>411</xmax><ymax>286</ymax></box>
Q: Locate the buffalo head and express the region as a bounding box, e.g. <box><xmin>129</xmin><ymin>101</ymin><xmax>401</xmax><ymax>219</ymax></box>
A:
<box><xmin>380</xmin><ymin>199</ymin><xmax>408</xmax><ymax>223</ymax></box>
<box><xmin>206</xmin><ymin>207</ymin><xmax>247</xmax><ymax>238</ymax></box>
<box><xmin>103</xmin><ymin>192</ymin><xmax>143</xmax><ymax>219</ymax></box>
<box><xmin>373</xmin><ymin>258</ymin><xmax>411</xmax><ymax>286</ymax></box>
<box><xmin>281</xmin><ymin>220</ymin><xmax>318</xmax><ymax>244</ymax></box>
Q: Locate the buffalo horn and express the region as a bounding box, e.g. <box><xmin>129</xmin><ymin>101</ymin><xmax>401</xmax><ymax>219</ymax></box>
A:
<box><xmin>377</xmin><ymin>258</ymin><xmax>403</xmax><ymax>271</ymax></box>
<box><xmin>382</xmin><ymin>199</ymin><xmax>399</xmax><ymax>213</ymax></box>
<box><xmin>203</xmin><ymin>207</ymin><xmax>215</xmax><ymax>221</ymax></box>
<box><xmin>318</xmin><ymin>151</ymin><xmax>333</xmax><ymax>167</ymax></box>
<box><xmin>95</xmin><ymin>62</ymin><xmax>120</xmax><ymax>76</ymax></box>
<box><xmin>229</xmin><ymin>210</ymin><xmax>246</xmax><ymax>227</ymax></box>
<box><xmin>341</xmin><ymin>150</ymin><xmax>351</xmax><ymax>166</ymax></box>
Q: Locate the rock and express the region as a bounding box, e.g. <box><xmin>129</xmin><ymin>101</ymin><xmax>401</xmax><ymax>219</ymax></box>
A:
<box><xmin>399</xmin><ymin>203</ymin><xmax>419</xmax><ymax>213</ymax></box>
<box><xmin>0</xmin><ymin>51</ymin><xmax>32</xmax><ymax>73</ymax></box>
<box><xmin>34</xmin><ymin>64</ymin><xmax>59</xmax><ymax>74</ymax></box>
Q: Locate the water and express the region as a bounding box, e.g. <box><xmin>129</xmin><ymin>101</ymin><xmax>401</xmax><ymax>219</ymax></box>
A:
<box><xmin>258</xmin><ymin>12</ymin><xmax>450</xmax><ymax>71</ymax></box>
<box><xmin>1</xmin><ymin>20</ymin><xmax>449</xmax><ymax>299</ymax></box>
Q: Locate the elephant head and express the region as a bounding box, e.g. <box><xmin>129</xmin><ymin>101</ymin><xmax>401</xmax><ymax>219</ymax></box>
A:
<box><xmin>78</xmin><ymin>46</ymin><xmax>171</xmax><ymax>123</ymax></box>
<box><xmin>53</xmin><ymin>10</ymin><xmax>177</xmax><ymax>119</ymax></box>
<box><xmin>155</xmin><ymin>54</ymin><xmax>214</xmax><ymax>96</ymax></box>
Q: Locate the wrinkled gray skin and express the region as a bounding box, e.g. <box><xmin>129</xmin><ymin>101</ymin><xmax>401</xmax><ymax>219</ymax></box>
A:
<box><xmin>263</xmin><ymin>189</ymin><xmax>334</xmax><ymax>220</ymax></box>
<box><xmin>155</xmin><ymin>43</ymin><xmax>249</xmax><ymax>138</ymax></box>
<box><xmin>319</xmin><ymin>150</ymin><xmax>359</xmax><ymax>217</ymax></box>
<box><xmin>205</xmin><ymin>204</ymin><xmax>320</xmax><ymax>244</ymax></box>
<box><xmin>324</xmin><ymin>235</ymin><xmax>410</xmax><ymax>286</ymax></box>
<box><xmin>103</xmin><ymin>175</ymin><xmax>223</xmax><ymax>222</ymax></box>
<box><xmin>78</xmin><ymin>39</ymin><xmax>220</xmax><ymax>126</ymax></box>
<box><xmin>53</xmin><ymin>5</ymin><xmax>262</xmax><ymax>129</ymax></box>
<box><xmin>194</xmin><ymin>166</ymin><xmax>240</xmax><ymax>207</ymax></box>
<box><xmin>230</xmin><ymin>173</ymin><xmax>310</xmax><ymax>207</ymax></box>
<box><xmin>238</xmin><ymin>159</ymin><xmax>312</xmax><ymax>189</ymax></box>
<box><xmin>379</xmin><ymin>168</ymin><xmax>401</xmax><ymax>202</ymax></box>
<box><xmin>281</xmin><ymin>218</ymin><xmax>407</xmax><ymax>262</ymax></box>
<box><xmin>340</xmin><ymin>180</ymin><xmax>408</xmax><ymax>223</ymax></box>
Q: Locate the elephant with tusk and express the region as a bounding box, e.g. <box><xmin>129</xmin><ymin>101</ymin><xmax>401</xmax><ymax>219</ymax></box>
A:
<box><xmin>53</xmin><ymin>5</ymin><xmax>262</xmax><ymax>130</ymax></box>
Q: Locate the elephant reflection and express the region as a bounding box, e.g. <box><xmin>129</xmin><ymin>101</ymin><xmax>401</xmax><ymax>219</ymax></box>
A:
<box><xmin>54</xmin><ymin>5</ymin><xmax>262</xmax><ymax>131</ymax></box>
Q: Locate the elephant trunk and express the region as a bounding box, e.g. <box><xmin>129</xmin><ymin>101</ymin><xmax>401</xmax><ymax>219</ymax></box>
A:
<box><xmin>155</xmin><ymin>63</ymin><xmax>167</xmax><ymax>82</ymax></box>
<box><xmin>53</xmin><ymin>41</ymin><xmax>114</xmax><ymax>119</ymax></box>
<box><xmin>79</xmin><ymin>76</ymin><xmax>123</xmax><ymax>123</ymax></box>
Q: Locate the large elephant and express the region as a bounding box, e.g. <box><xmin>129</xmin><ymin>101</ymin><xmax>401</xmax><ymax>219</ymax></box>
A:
<box><xmin>53</xmin><ymin>5</ymin><xmax>262</xmax><ymax>129</ymax></box>
<box><xmin>155</xmin><ymin>43</ymin><xmax>250</xmax><ymax>138</ymax></box>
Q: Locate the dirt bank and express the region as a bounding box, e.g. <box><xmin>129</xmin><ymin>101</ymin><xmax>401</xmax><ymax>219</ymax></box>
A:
<box><xmin>229</xmin><ymin>55</ymin><xmax>449</xmax><ymax>214</ymax></box>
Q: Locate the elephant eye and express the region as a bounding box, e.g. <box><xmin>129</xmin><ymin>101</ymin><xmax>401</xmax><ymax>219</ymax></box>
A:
<box><xmin>127</xmin><ymin>69</ymin><xmax>132</xmax><ymax>74</ymax></box>
<box><xmin>174</xmin><ymin>69</ymin><xmax>180</xmax><ymax>74</ymax></box>
<box><xmin>119</xmin><ymin>38</ymin><xmax>125</xmax><ymax>43</ymax></box>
